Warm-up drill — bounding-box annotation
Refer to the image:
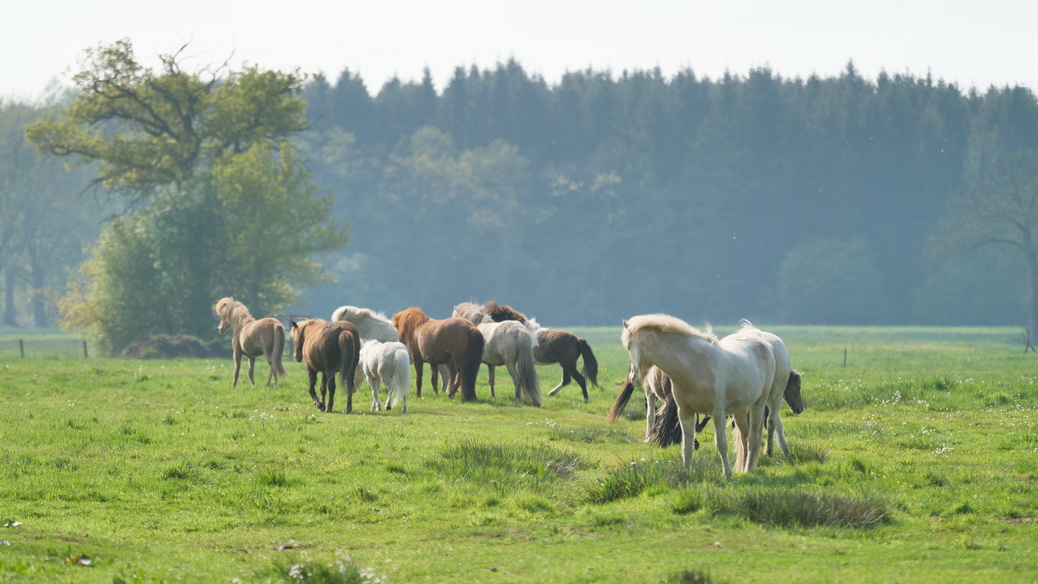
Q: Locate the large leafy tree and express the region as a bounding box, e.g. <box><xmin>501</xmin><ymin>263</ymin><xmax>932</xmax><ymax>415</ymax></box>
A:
<box><xmin>31</xmin><ymin>40</ymin><xmax>346</xmax><ymax>352</ymax></box>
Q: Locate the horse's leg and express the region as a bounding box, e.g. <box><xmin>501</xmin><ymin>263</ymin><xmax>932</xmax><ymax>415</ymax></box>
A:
<box><xmin>319</xmin><ymin>372</ymin><xmax>329</xmax><ymax>411</ymax></box>
<box><xmin>505</xmin><ymin>360</ymin><xmax>521</xmax><ymax>401</ymax></box>
<box><xmin>447</xmin><ymin>364</ymin><xmax>461</xmax><ymax>397</ymax></box>
<box><xmin>326</xmin><ymin>371</ymin><xmax>337</xmax><ymax>414</ymax></box>
<box><xmin>308</xmin><ymin>369</ymin><xmax>323</xmax><ymax>411</ymax></box>
<box><xmin>232</xmin><ymin>350</ymin><xmax>243</xmax><ymax>388</ymax></box>
<box><xmin>487</xmin><ymin>365</ymin><xmax>496</xmax><ymax>398</ymax></box>
<box><xmin>644</xmin><ymin>388</ymin><xmax>657</xmax><ymax>442</ymax></box>
<box><xmin>247</xmin><ymin>356</ymin><xmax>257</xmax><ymax>386</ymax></box>
<box><xmin>745</xmin><ymin>405</ymin><xmax>766</xmax><ymax>472</ymax></box>
<box><xmin>677</xmin><ymin>407</ymin><xmax>698</xmax><ymax>469</ymax></box>
<box><xmin>712</xmin><ymin>409</ymin><xmax>733</xmax><ymax>479</ymax></box>
<box><xmin>431</xmin><ymin>365</ymin><xmax>439</xmax><ymax>395</ymax></box>
<box><xmin>771</xmin><ymin>410</ymin><xmax>790</xmax><ymax>456</ymax></box>
<box><xmin>370</xmin><ymin>375</ymin><xmax>382</xmax><ymax>411</ymax></box>
<box><xmin>413</xmin><ymin>358</ymin><xmax>424</xmax><ymax>398</ymax></box>
<box><xmin>547</xmin><ymin>369</ymin><xmax>570</xmax><ymax>397</ymax></box>
<box><xmin>570</xmin><ymin>367</ymin><xmax>589</xmax><ymax>403</ymax></box>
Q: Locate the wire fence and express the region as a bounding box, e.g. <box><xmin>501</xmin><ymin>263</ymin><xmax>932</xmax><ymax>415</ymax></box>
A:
<box><xmin>0</xmin><ymin>335</ymin><xmax>90</xmax><ymax>360</ymax></box>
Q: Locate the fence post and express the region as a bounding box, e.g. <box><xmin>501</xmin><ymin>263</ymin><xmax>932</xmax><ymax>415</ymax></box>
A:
<box><xmin>19</xmin><ymin>339</ymin><xmax>25</xmax><ymax>358</ymax></box>
<box><xmin>83</xmin><ymin>340</ymin><xmax>89</xmax><ymax>359</ymax></box>
<box><xmin>842</xmin><ymin>347</ymin><xmax>847</xmax><ymax>367</ymax></box>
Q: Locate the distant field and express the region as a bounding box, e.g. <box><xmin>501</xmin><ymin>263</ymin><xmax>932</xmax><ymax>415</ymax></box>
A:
<box><xmin>0</xmin><ymin>325</ymin><xmax>1036</xmax><ymax>583</ymax></box>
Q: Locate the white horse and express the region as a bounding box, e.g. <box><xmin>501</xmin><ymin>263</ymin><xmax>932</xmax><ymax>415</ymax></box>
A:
<box><xmin>359</xmin><ymin>339</ymin><xmax>411</xmax><ymax>413</ymax></box>
<box><xmin>477</xmin><ymin>320</ymin><xmax>543</xmax><ymax>406</ymax></box>
<box><xmin>732</xmin><ymin>324</ymin><xmax>796</xmax><ymax>463</ymax></box>
<box><xmin>452</xmin><ymin>301</ymin><xmax>492</xmax><ymax>325</ymax></box>
<box><xmin>622</xmin><ymin>315</ymin><xmax>775</xmax><ymax>479</ymax></box>
<box><xmin>332</xmin><ymin>305</ymin><xmax>450</xmax><ymax>394</ymax></box>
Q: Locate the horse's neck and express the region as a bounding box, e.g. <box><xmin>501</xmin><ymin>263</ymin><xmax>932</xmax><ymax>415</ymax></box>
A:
<box><xmin>232</xmin><ymin>311</ymin><xmax>256</xmax><ymax>333</ymax></box>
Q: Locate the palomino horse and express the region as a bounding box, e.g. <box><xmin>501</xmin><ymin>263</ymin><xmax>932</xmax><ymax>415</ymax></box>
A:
<box><xmin>622</xmin><ymin>315</ymin><xmax>776</xmax><ymax>479</ymax></box>
<box><xmin>289</xmin><ymin>319</ymin><xmax>361</xmax><ymax>413</ymax></box>
<box><xmin>332</xmin><ymin>305</ymin><xmax>451</xmax><ymax>394</ymax></box>
<box><xmin>215</xmin><ymin>297</ymin><xmax>287</xmax><ymax>388</ymax></box>
<box><xmin>359</xmin><ymin>339</ymin><xmax>411</xmax><ymax>413</ymax></box>
<box><xmin>392</xmin><ymin>307</ymin><xmax>485</xmax><ymax>401</ymax></box>
<box><xmin>477</xmin><ymin>320</ymin><xmax>542</xmax><ymax>405</ymax></box>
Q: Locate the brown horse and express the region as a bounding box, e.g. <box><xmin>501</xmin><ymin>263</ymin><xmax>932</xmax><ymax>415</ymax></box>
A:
<box><xmin>525</xmin><ymin>322</ymin><xmax>599</xmax><ymax>403</ymax></box>
<box><xmin>392</xmin><ymin>307</ymin><xmax>485</xmax><ymax>401</ymax></box>
<box><xmin>289</xmin><ymin>319</ymin><xmax>361</xmax><ymax>413</ymax></box>
<box><xmin>484</xmin><ymin>300</ymin><xmax>527</xmax><ymax>323</ymax></box>
<box><xmin>215</xmin><ymin>297</ymin><xmax>287</xmax><ymax>388</ymax></box>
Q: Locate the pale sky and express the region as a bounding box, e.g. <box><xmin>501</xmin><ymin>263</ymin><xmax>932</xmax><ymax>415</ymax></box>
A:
<box><xmin>1</xmin><ymin>0</ymin><xmax>1036</xmax><ymax>101</ymax></box>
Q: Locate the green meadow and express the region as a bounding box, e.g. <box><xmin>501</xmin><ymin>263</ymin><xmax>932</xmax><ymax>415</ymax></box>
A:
<box><xmin>1</xmin><ymin>326</ymin><xmax>1037</xmax><ymax>583</ymax></box>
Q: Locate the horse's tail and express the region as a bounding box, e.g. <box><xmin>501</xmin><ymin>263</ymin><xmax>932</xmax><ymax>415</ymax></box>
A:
<box><xmin>515</xmin><ymin>328</ymin><xmax>542</xmax><ymax>406</ymax></box>
<box><xmin>578</xmin><ymin>338</ymin><xmax>599</xmax><ymax>387</ymax></box>
<box><xmin>273</xmin><ymin>323</ymin><xmax>288</xmax><ymax>377</ymax></box>
<box><xmin>390</xmin><ymin>348</ymin><xmax>411</xmax><ymax>412</ymax></box>
<box><xmin>649</xmin><ymin>393</ymin><xmax>683</xmax><ymax>448</ymax></box>
<box><xmin>606</xmin><ymin>380</ymin><xmax>636</xmax><ymax>423</ymax></box>
<box><xmin>459</xmin><ymin>328</ymin><xmax>485</xmax><ymax>401</ymax></box>
<box><xmin>338</xmin><ymin>330</ymin><xmax>360</xmax><ymax>411</ymax></box>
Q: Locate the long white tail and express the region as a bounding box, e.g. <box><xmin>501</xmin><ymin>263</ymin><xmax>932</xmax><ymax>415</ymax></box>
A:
<box><xmin>515</xmin><ymin>329</ymin><xmax>542</xmax><ymax>406</ymax></box>
<box><xmin>389</xmin><ymin>348</ymin><xmax>411</xmax><ymax>413</ymax></box>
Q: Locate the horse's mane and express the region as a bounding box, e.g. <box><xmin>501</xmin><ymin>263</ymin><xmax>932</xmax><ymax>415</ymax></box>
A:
<box><xmin>335</xmin><ymin>305</ymin><xmax>392</xmax><ymax>325</ymax></box>
<box><xmin>216</xmin><ymin>297</ymin><xmax>254</xmax><ymax>327</ymax></box>
<box><xmin>392</xmin><ymin>307</ymin><xmax>431</xmax><ymax>342</ymax></box>
<box><xmin>485</xmin><ymin>300</ymin><xmax>527</xmax><ymax>323</ymax></box>
<box><xmin>621</xmin><ymin>314</ymin><xmax>717</xmax><ymax>347</ymax></box>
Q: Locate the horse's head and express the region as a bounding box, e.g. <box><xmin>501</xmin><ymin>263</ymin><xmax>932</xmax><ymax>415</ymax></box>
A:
<box><xmin>290</xmin><ymin>320</ymin><xmax>309</xmax><ymax>362</ymax></box>
<box><xmin>215</xmin><ymin>297</ymin><xmax>236</xmax><ymax>333</ymax></box>
<box><xmin>784</xmin><ymin>369</ymin><xmax>805</xmax><ymax>414</ymax></box>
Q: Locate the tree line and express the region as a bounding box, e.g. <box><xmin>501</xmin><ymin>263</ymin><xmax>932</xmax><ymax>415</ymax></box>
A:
<box><xmin>298</xmin><ymin>61</ymin><xmax>1034</xmax><ymax>327</ymax></box>
<box><xmin>4</xmin><ymin>44</ymin><xmax>1038</xmax><ymax>354</ymax></box>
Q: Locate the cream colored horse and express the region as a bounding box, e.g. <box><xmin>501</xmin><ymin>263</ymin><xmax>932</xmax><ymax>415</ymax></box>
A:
<box><xmin>477</xmin><ymin>320</ymin><xmax>542</xmax><ymax>406</ymax></box>
<box><xmin>215</xmin><ymin>297</ymin><xmax>287</xmax><ymax>388</ymax></box>
<box><xmin>622</xmin><ymin>315</ymin><xmax>775</xmax><ymax>479</ymax></box>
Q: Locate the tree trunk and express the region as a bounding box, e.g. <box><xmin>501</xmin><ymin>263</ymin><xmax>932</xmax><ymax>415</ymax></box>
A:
<box><xmin>3</xmin><ymin>266</ymin><xmax>18</xmax><ymax>327</ymax></box>
<box><xmin>29</xmin><ymin>248</ymin><xmax>47</xmax><ymax>327</ymax></box>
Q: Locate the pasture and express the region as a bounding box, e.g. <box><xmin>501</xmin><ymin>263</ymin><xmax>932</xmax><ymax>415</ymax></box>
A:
<box><xmin>1</xmin><ymin>325</ymin><xmax>1037</xmax><ymax>583</ymax></box>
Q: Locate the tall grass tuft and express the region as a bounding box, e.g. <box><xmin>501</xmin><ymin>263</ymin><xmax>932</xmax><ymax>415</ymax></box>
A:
<box><xmin>706</xmin><ymin>487</ymin><xmax>890</xmax><ymax>528</ymax></box>
<box><xmin>662</xmin><ymin>568</ymin><xmax>729</xmax><ymax>584</ymax></box>
<box><xmin>263</xmin><ymin>553</ymin><xmax>373</xmax><ymax>583</ymax></box>
<box><xmin>429</xmin><ymin>439</ymin><xmax>583</xmax><ymax>491</ymax></box>
<box><xmin>585</xmin><ymin>457</ymin><xmax>718</xmax><ymax>504</ymax></box>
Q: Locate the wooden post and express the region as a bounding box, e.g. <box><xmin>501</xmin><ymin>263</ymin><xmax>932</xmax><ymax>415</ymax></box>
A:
<box><xmin>82</xmin><ymin>340</ymin><xmax>89</xmax><ymax>358</ymax></box>
<box><xmin>1025</xmin><ymin>328</ymin><xmax>1035</xmax><ymax>353</ymax></box>
<box><xmin>19</xmin><ymin>339</ymin><xmax>24</xmax><ymax>358</ymax></box>
<box><xmin>842</xmin><ymin>347</ymin><xmax>847</xmax><ymax>367</ymax></box>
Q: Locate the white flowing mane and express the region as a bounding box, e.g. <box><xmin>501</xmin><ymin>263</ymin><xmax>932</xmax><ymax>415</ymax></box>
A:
<box><xmin>331</xmin><ymin>305</ymin><xmax>397</xmax><ymax>343</ymax></box>
<box><xmin>621</xmin><ymin>314</ymin><xmax>717</xmax><ymax>348</ymax></box>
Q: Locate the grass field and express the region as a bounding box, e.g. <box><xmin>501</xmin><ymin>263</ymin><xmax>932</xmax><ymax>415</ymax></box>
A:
<box><xmin>1</xmin><ymin>325</ymin><xmax>1037</xmax><ymax>583</ymax></box>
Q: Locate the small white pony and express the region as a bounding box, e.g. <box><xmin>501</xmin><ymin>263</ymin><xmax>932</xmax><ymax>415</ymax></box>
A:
<box><xmin>477</xmin><ymin>320</ymin><xmax>543</xmax><ymax>406</ymax></box>
<box><xmin>622</xmin><ymin>314</ymin><xmax>775</xmax><ymax>479</ymax></box>
<box><xmin>332</xmin><ymin>305</ymin><xmax>450</xmax><ymax>394</ymax></box>
<box><xmin>359</xmin><ymin>339</ymin><xmax>411</xmax><ymax>413</ymax></box>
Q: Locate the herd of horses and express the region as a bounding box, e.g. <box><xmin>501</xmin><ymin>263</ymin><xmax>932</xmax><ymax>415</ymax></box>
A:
<box><xmin>214</xmin><ymin>297</ymin><xmax>804</xmax><ymax>479</ymax></box>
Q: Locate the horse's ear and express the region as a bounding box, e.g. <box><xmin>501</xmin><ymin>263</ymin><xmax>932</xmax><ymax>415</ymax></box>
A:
<box><xmin>290</xmin><ymin>320</ymin><xmax>298</xmax><ymax>329</ymax></box>
<box><xmin>622</xmin><ymin>319</ymin><xmax>629</xmax><ymax>329</ymax></box>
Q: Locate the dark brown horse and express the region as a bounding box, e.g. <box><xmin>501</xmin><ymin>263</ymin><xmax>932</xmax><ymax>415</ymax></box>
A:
<box><xmin>392</xmin><ymin>307</ymin><xmax>485</xmax><ymax>401</ymax></box>
<box><xmin>289</xmin><ymin>319</ymin><xmax>361</xmax><ymax>413</ymax></box>
<box><xmin>484</xmin><ymin>300</ymin><xmax>527</xmax><ymax>323</ymax></box>
<box><xmin>528</xmin><ymin>324</ymin><xmax>599</xmax><ymax>403</ymax></box>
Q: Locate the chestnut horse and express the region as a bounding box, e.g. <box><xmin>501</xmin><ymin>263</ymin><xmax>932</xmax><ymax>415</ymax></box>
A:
<box><xmin>289</xmin><ymin>319</ymin><xmax>361</xmax><ymax>413</ymax></box>
<box><xmin>215</xmin><ymin>297</ymin><xmax>286</xmax><ymax>388</ymax></box>
<box><xmin>392</xmin><ymin>307</ymin><xmax>485</xmax><ymax>401</ymax></box>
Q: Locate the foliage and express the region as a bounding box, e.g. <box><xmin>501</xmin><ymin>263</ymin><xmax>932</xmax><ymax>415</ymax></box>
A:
<box><xmin>778</xmin><ymin>238</ymin><xmax>886</xmax><ymax>324</ymax></box>
<box><xmin>0</xmin><ymin>99</ymin><xmax>108</xmax><ymax>327</ymax></box>
<box><xmin>30</xmin><ymin>40</ymin><xmax>345</xmax><ymax>351</ymax></box>
<box><xmin>26</xmin><ymin>39</ymin><xmax>307</xmax><ymax>198</ymax></box>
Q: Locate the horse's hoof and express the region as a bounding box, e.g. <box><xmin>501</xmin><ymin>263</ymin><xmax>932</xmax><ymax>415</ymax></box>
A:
<box><xmin>582</xmin><ymin>398</ymin><xmax>589</xmax><ymax>404</ymax></box>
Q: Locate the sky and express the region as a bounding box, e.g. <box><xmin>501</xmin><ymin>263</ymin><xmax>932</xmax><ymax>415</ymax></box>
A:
<box><xmin>1</xmin><ymin>0</ymin><xmax>1037</xmax><ymax>101</ymax></box>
